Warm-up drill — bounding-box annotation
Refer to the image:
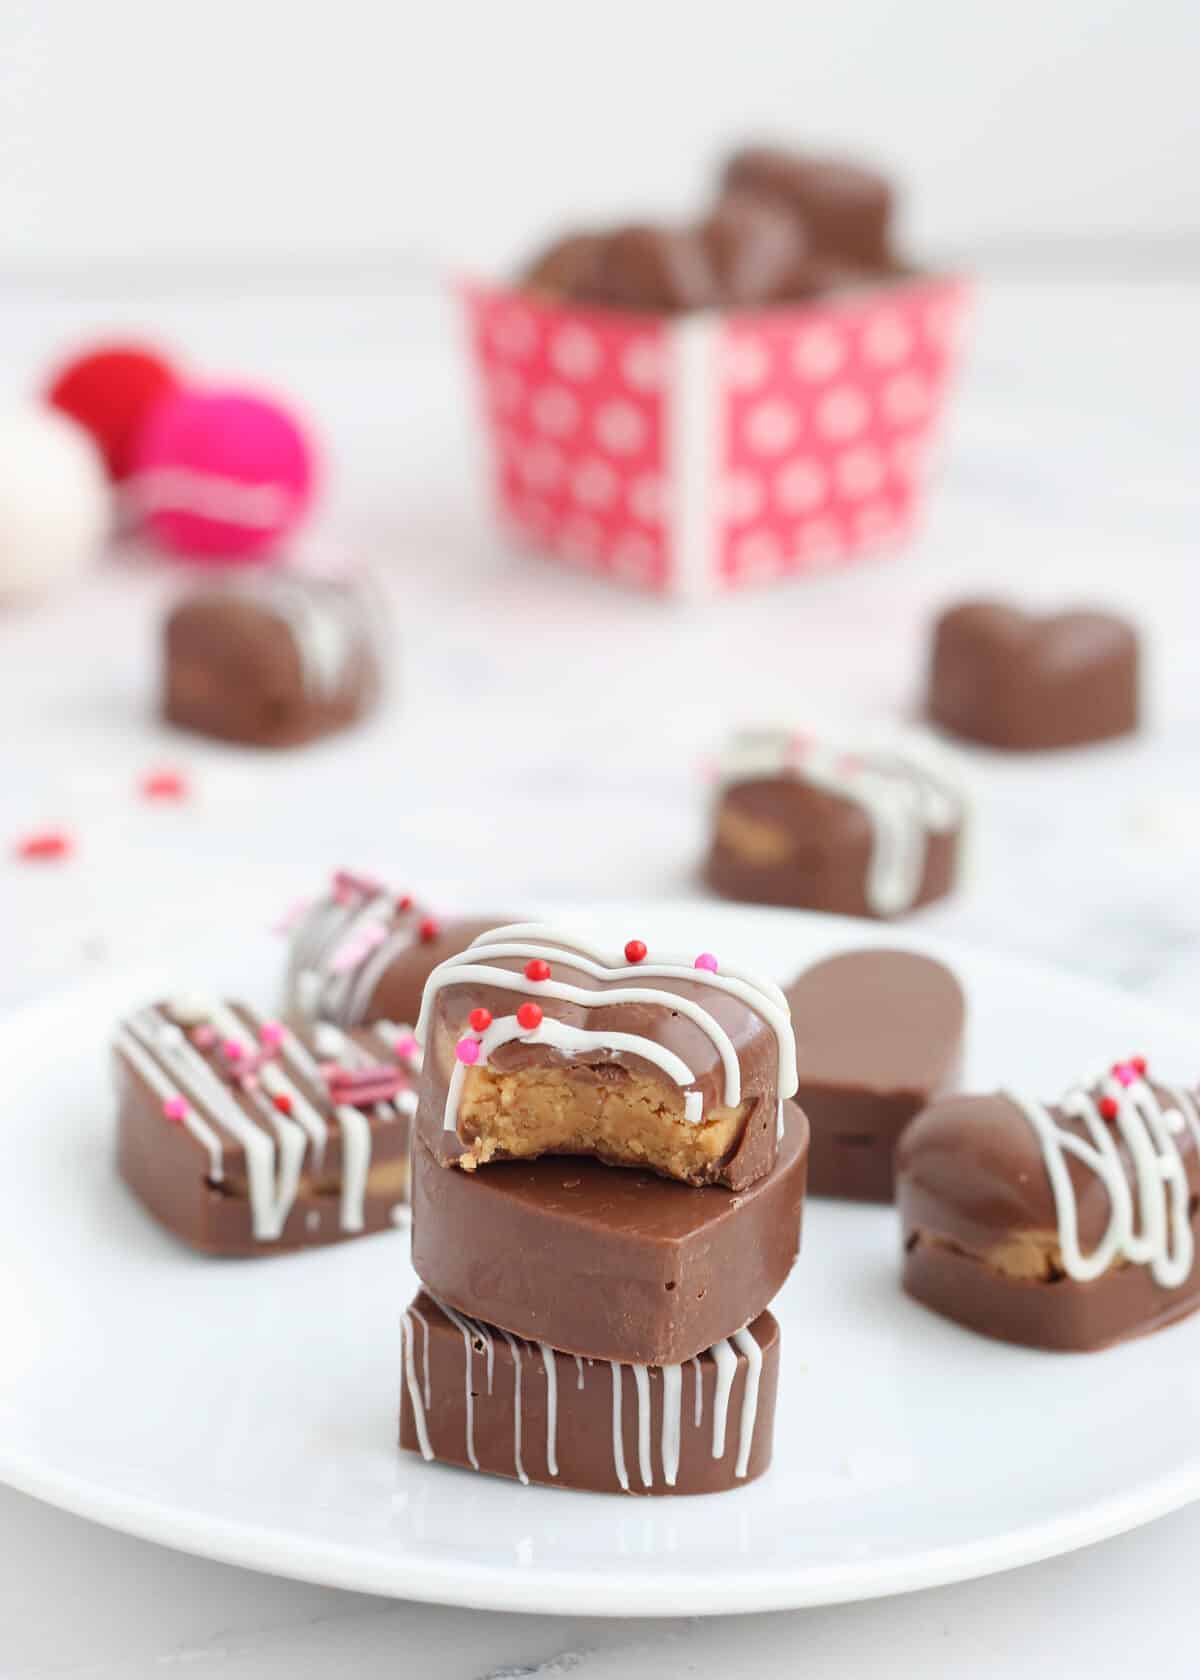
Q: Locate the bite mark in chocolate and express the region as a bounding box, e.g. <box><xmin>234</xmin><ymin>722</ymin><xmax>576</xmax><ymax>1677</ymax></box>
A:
<box><xmin>413</xmin><ymin>924</ymin><xmax>798</xmax><ymax>1189</ymax></box>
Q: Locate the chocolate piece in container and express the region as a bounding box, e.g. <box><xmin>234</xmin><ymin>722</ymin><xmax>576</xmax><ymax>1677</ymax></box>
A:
<box><xmin>722</xmin><ymin>146</ymin><xmax>895</xmax><ymax>269</ymax></box>
<box><xmin>163</xmin><ymin>569</ymin><xmax>385</xmax><ymax>749</ymax></box>
<box><xmin>786</xmin><ymin>948</ymin><xmax>964</xmax><ymax>1202</ymax></box>
<box><xmin>573</xmin><ymin>223</ymin><xmax>723</xmax><ymax>314</ymax></box>
<box><xmin>413</xmin><ymin>923</ymin><xmax>798</xmax><ymax>1190</ymax></box>
<box><xmin>699</xmin><ymin>193</ymin><xmax>815</xmax><ymax>308</ymax></box>
<box><xmin>704</xmin><ymin>729</ymin><xmax>964</xmax><ymax>919</ymax></box>
<box><xmin>115</xmin><ymin>998</ymin><xmax>419</xmax><ymax>1254</ymax></box>
<box><xmin>412</xmin><ymin>1098</ymin><xmax>807</xmax><ymax>1365</ymax></box>
<box><xmin>282</xmin><ymin>870</ymin><xmax>508</xmax><ymax>1031</ymax></box>
<box><xmin>521</xmin><ymin>230</ymin><xmax>606</xmax><ymax>300</ymax></box>
<box><xmin>898</xmin><ymin>1059</ymin><xmax>1200</xmax><ymax>1350</ymax></box>
<box><xmin>400</xmin><ymin>1291</ymin><xmax>779</xmax><ymax>1495</ymax></box>
<box><xmin>928</xmin><ymin>600</ymin><xmax>1140</xmax><ymax>752</ymax></box>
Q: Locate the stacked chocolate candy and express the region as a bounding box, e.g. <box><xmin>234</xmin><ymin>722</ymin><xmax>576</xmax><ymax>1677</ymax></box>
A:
<box><xmin>400</xmin><ymin>924</ymin><xmax>809</xmax><ymax>1495</ymax></box>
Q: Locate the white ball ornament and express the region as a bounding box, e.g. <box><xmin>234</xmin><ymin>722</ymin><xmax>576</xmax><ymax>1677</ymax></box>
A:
<box><xmin>0</xmin><ymin>405</ymin><xmax>112</xmax><ymax>599</ymax></box>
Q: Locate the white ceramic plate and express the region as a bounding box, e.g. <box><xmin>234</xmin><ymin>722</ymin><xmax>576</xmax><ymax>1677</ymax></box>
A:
<box><xmin>3</xmin><ymin>901</ymin><xmax>1200</xmax><ymax>1617</ymax></box>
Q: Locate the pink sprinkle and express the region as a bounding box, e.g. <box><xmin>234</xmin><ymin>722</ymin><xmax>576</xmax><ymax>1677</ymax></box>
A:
<box><xmin>221</xmin><ymin>1038</ymin><xmax>244</xmax><ymax>1062</ymax></box>
<box><xmin>259</xmin><ymin>1022</ymin><xmax>285</xmax><ymax>1050</ymax></box>
<box><xmin>317</xmin><ymin>1062</ymin><xmax>340</xmax><ymax>1082</ymax></box>
<box><xmin>1114</xmin><ymin>1064</ymin><xmax>1137</xmax><ymax>1088</ymax></box>
<box><xmin>694</xmin><ymin>952</ymin><xmax>719</xmax><ymax>973</ymax></box>
<box><xmin>163</xmin><ymin>1097</ymin><xmax>188</xmax><ymax>1123</ymax></box>
<box><xmin>191</xmin><ymin>1024</ymin><xmax>216</xmax><ymax>1049</ymax></box>
<box><xmin>394</xmin><ymin>1033</ymin><xmax>420</xmax><ymax>1061</ymax></box>
<box><xmin>455</xmin><ymin>1037</ymin><xmax>482</xmax><ymax>1066</ymax></box>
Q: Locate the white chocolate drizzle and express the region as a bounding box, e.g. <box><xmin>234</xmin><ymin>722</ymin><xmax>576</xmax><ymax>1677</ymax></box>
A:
<box><xmin>415</xmin><ymin>1300</ymin><xmax>765</xmax><ymax>1489</ymax></box>
<box><xmin>1010</xmin><ymin>1069</ymin><xmax>1200</xmax><ymax>1287</ymax></box>
<box><xmin>116</xmin><ymin>998</ymin><xmax>414</xmax><ymax>1243</ymax></box>
<box><xmin>284</xmin><ymin>874</ymin><xmax>428</xmax><ymax>1028</ymax></box>
<box><xmin>716</xmin><ymin>729</ymin><xmax>962</xmax><ymax>917</ymax></box>
<box><xmin>417</xmin><ymin>923</ymin><xmax>798</xmax><ymax>1136</ymax></box>
<box><xmin>401</xmin><ymin>1314</ymin><xmax>433</xmax><ymax>1461</ymax></box>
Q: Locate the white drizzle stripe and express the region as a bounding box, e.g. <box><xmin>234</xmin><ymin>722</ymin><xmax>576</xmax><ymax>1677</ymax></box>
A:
<box><xmin>346</xmin><ymin>923</ymin><xmax>421</xmax><ymax>1023</ymax></box>
<box><xmin>401</xmin><ymin>1315</ymin><xmax>433</xmax><ymax>1461</ymax></box>
<box><xmin>498</xmin><ymin>1330</ymin><xmax>530</xmax><ymax>1485</ymax></box>
<box><xmin>208</xmin><ymin>1005</ymin><xmax>308</xmax><ymax>1232</ymax></box>
<box><xmin>296</xmin><ymin>1019</ymin><xmax>379</xmax><ymax>1232</ymax></box>
<box><xmin>716</xmin><ymin>733</ymin><xmax>961</xmax><ymax>917</ymax></box>
<box><xmin>285</xmin><ymin>887</ymin><xmax>417</xmax><ymax>1028</ymax></box>
<box><xmin>442</xmin><ymin>1011</ymin><xmax>700</xmax><ymax>1134</ymax></box>
<box><xmin>690</xmin><ymin>1357</ymin><xmax>704</xmax><ymax>1428</ymax></box>
<box><xmin>416</xmin><ymin>926</ymin><xmax>796</xmax><ymax>1102</ymax></box>
<box><xmin>115</xmin><ymin>1030</ymin><xmax>224</xmax><ymax>1180</ymax></box>
<box><xmin>1010</xmin><ymin>1075</ymin><xmax>1200</xmax><ymax>1288</ymax></box>
<box><xmin>126</xmin><ymin>1010</ymin><xmax>292</xmax><ymax>1241</ymax></box>
<box><xmin>633</xmin><ymin>1365</ymin><xmax>653</xmax><ymax>1489</ymax></box>
<box><xmin>661</xmin><ymin>1364</ymin><xmax>682</xmax><ymax>1488</ymax></box>
<box><xmin>439</xmin><ymin>1303</ymin><xmax>482</xmax><ymax>1469</ymax></box>
<box><xmin>574</xmin><ymin>1355</ymin><xmax>586</xmax><ymax>1390</ymax></box>
<box><xmin>731</xmin><ymin>1328</ymin><xmax>763</xmax><ymax>1478</ymax></box>
<box><xmin>610</xmin><ymin>1364</ymin><xmax>629</xmax><ymax>1492</ymax></box>
<box><xmin>409</xmin><ymin>1305</ymin><xmax>433</xmax><ymax>1407</ymax></box>
<box><xmin>710</xmin><ymin>1339</ymin><xmax>738</xmax><ymax>1460</ymax></box>
<box><xmin>541</xmin><ymin>1345</ymin><xmax>559</xmax><ymax>1477</ymax></box>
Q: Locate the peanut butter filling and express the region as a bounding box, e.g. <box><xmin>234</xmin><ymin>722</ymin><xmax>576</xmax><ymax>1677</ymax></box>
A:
<box><xmin>716</xmin><ymin>804</ymin><xmax>795</xmax><ymax>866</ymax></box>
<box><xmin>454</xmin><ymin>1064</ymin><xmax>750</xmax><ymax>1182</ymax></box>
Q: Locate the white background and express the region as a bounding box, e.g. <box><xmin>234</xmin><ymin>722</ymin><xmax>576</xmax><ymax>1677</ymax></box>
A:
<box><xmin>3</xmin><ymin>0</ymin><xmax>1199</xmax><ymax>277</ymax></box>
<box><xmin>3</xmin><ymin>3</ymin><xmax>1200</xmax><ymax>1675</ymax></box>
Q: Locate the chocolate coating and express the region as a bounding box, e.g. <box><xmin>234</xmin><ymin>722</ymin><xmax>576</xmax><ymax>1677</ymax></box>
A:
<box><xmin>284</xmin><ymin>871</ymin><xmax>510</xmax><ymax>1031</ymax></box>
<box><xmin>411</xmin><ymin>1100</ymin><xmax>809</xmax><ymax>1365</ymax></box>
<box><xmin>928</xmin><ymin>600</ymin><xmax>1140</xmax><ymax>751</ymax></box>
<box><xmin>786</xmin><ymin>948</ymin><xmax>964</xmax><ymax>1201</ymax></box>
<box><xmin>164</xmin><ymin>574</ymin><xmax>382</xmax><ymax>750</ymax></box>
<box><xmin>116</xmin><ymin>1001</ymin><xmax>414</xmax><ymax>1256</ymax></box>
<box><xmin>417</xmin><ymin>941</ymin><xmax>785</xmax><ymax>1189</ymax></box>
<box><xmin>705</xmin><ymin>764</ymin><xmax>962</xmax><ymax>920</ymax></box>
<box><xmin>898</xmin><ymin>1087</ymin><xmax>1200</xmax><ymax>1350</ymax></box>
<box><xmin>521</xmin><ymin>230</ymin><xmax>606</xmax><ymax>299</ymax></box>
<box><xmin>399</xmin><ymin>1292</ymin><xmax>779</xmax><ymax>1495</ymax></box>
<box><xmin>722</xmin><ymin>146</ymin><xmax>894</xmax><ymax>268</ymax></box>
<box><xmin>573</xmin><ymin>223</ymin><xmax>722</xmax><ymax>314</ymax></box>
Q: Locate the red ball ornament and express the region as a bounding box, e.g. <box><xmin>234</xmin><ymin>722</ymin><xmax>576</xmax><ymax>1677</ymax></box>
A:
<box><xmin>525</xmin><ymin>959</ymin><xmax>551</xmax><ymax>982</ymax></box>
<box><xmin>418</xmin><ymin>917</ymin><xmax>441</xmax><ymax>943</ymax></box>
<box><xmin>397</xmin><ymin>895</ymin><xmax>413</xmax><ymax>912</ymax></box>
<box><xmin>46</xmin><ymin>342</ymin><xmax>180</xmax><ymax>481</ymax></box>
<box><xmin>469</xmin><ymin>1008</ymin><xmax>493</xmax><ymax>1033</ymax></box>
<box><xmin>1098</xmin><ymin>1096</ymin><xmax>1120</xmax><ymax>1121</ymax></box>
<box><xmin>1131</xmin><ymin>1055</ymin><xmax>1148</xmax><ymax>1076</ymax></box>
<box><xmin>273</xmin><ymin>1093</ymin><xmax>293</xmax><ymax>1116</ymax></box>
<box><xmin>624</xmin><ymin>939</ymin><xmax>647</xmax><ymax>964</ymax></box>
<box><xmin>517</xmin><ymin>1002</ymin><xmax>543</xmax><ymax>1030</ymax></box>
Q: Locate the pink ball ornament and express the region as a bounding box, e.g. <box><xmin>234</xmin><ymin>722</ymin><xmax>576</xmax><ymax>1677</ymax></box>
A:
<box><xmin>130</xmin><ymin>387</ymin><xmax>316</xmax><ymax>563</ymax></box>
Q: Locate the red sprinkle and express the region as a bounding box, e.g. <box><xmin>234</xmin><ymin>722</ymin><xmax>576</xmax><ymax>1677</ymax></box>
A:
<box><xmin>624</xmin><ymin>939</ymin><xmax>647</xmax><ymax>964</ymax></box>
<box><xmin>273</xmin><ymin>1093</ymin><xmax>293</xmax><ymax>1115</ymax></box>
<box><xmin>525</xmin><ymin>959</ymin><xmax>551</xmax><ymax>982</ymax></box>
<box><xmin>140</xmin><ymin>768</ymin><xmax>188</xmax><ymax>801</ymax></box>
<box><xmin>1099</xmin><ymin>1096</ymin><xmax>1120</xmax><ymax>1121</ymax></box>
<box><xmin>1131</xmin><ymin>1055</ymin><xmax>1148</xmax><ymax>1076</ymax></box>
<box><xmin>418</xmin><ymin>917</ymin><xmax>440</xmax><ymax>943</ymax></box>
<box><xmin>14</xmin><ymin>828</ymin><xmax>73</xmax><ymax>863</ymax></box>
<box><xmin>397</xmin><ymin>894</ymin><xmax>413</xmax><ymax>912</ymax></box>
<box><xmin>469</xmin><ymin>1008</ymin><xmax>493</xmax><ymax>1033</ymax></box>
<box><xmin>517</xmin><ymin>1002</ymin><xmax>543</xmax><ymax>1030</ymax></box>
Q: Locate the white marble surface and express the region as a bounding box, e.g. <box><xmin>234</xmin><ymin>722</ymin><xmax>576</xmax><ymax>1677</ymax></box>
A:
<box><xmin>2</xmin><ymin>275</ymin><xmax>1200</xmax><ymax>1674</ymax></box>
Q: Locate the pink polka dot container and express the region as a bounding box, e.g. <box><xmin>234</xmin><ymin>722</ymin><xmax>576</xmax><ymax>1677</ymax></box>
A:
<box><xmin>460</xmin><ymin>272</ymin><xmax>970</xmax><ymax>598</ymax></box>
